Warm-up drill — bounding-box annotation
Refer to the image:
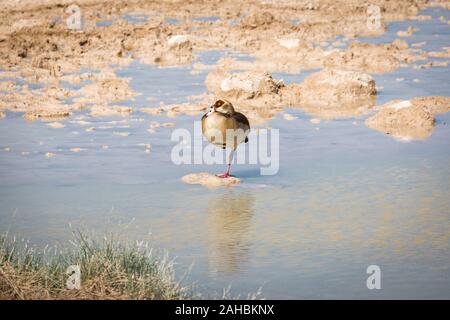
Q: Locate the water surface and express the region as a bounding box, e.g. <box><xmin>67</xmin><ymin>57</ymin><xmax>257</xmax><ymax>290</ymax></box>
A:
<box><xmin>1</xmin><ymin>8</ymin><xmax>449</xmax><ymax>299</ymax></box>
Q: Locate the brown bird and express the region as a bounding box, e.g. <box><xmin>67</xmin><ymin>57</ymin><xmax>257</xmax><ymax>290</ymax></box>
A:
<box><xmin>201</xmin><ymin>99</ymin><xmax>250</xmax><ymax>178</ymax></box>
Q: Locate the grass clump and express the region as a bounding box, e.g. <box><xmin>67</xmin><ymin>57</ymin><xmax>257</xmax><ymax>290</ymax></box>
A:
<box><xmin>0</xmin><ymin>231</ymin><xmax>190</xmax><ymax>300</ymax></box>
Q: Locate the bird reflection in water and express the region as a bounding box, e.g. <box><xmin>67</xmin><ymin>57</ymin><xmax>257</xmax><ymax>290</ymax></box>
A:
<box><xmin>206</xmin><ymin>191</ymin><xmax>254</xmax><ymax>276</ymax></box>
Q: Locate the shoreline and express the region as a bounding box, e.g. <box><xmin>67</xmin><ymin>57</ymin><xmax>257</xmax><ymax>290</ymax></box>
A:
<box><xmin>0</xmin><ymin>231</ymin><xmax>192</xmax><ymax>300</ymax></box>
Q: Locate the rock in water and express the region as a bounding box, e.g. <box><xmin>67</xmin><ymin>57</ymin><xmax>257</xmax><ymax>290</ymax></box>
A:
<box><xmin>181</xmin><ymin>172</ymin><xmax>240</xmax><ymax>188</ymax></box>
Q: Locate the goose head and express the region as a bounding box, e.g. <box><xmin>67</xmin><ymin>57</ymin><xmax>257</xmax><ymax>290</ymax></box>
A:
<box><xmin>212</xmin><ymin>99</ymin><xmax>235</xmax><ymax>116</ymax></box>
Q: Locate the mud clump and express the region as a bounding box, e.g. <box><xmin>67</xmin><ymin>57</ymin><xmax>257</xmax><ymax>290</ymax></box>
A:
<box><xmin>206</xmin><ymin>69</ymin><xmax>284</xmax><ymax>103</ymax></box>
<box><xmin>428</xmin><ymin>47</ymin><xmax>450</xmax><ymax>58</ymax></box>
<box><xmin>90</xmin><ymin>105</ymin><xmax>132</xmax><ymax>117</ymax></box>
<box><xmin>216</xmin><ymin>41</ymin><xmax>326</xmax><ymax>74</ymax></box>
<box><xmin>182</xmin><ymin>172</ymin><xmax>240</xmax><ymax>188</ymax></box>
<box><xmin>283</xmin><ymin>69</ymin><xmax>377</xmax><ymax>119</ymax></box>
<box><xmin>24</xmin><ymin>104</ymin><xmax>72</xmax><ymax>122</ymax></box>
<box><xmin>133</xmin><ymin>34</ymin><xmax>193</xmax><ymax>66</ymax></box>
<box><xmin>411</xmin><ymin>96</ymin><xmax>450</xmax><ymax>114</ymax></box>
<box><xmin>397</xmin><ymin>26</ymin><xmax>417</xmax><ymax>37</ymax></box>
<box><xmin>140</xmin><ymin>107</ymin><xmax>165</xmax><ymax>115</ymax></box>
<box><xmin>75</xmin><ymin>73</ymin><xmax>138</xmax><ymax>104</ymax></box>
<box><xmin>205</xmin><ymin>69</ymin><xmax>285</xmax><ymax>124</ymax></box>
<box><xmin>164</xmin><ymin>103</ymin><xmax>207</xmax><ymax>117</ymax></box>
<box><xmin>0</xmin><ymin>83</ymin><xmax>80</xmax><ymax>118</ymax></box>
<box><xmin>205</xmin><ymin>68</ymin><xmax>378</xmax><ymax>122</ymax></box>
<box><xmin>324</xmin><ymin>40</ymin><xmax>422</xmax><ymax>74</ymax></box>
<box><xmin>365</xmin><ymin>100</ymin><xmax>436</xmax><ymax>141</ymax></box>
<box><xmin>239</xmin><ymin>11</ymin><xmax>290</xmax><ymax>31</ymax></box>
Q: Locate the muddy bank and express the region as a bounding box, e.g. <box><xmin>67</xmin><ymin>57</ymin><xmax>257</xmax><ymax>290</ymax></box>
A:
<box><xmin>0</xmin><ymin>0</ymin><xmax>446</xmax><ymax>124</ymax></box>
<box><xmin>0</xmin><ymin>0</ymin><xmax>436</xmax><ymax>78</ymax></box>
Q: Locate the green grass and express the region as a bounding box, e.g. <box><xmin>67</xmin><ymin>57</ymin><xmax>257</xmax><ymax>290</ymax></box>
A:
<box><xmin>0</xmin><ymin>231</ymin><xmax>191</xmax><ymax>299</ymax></box>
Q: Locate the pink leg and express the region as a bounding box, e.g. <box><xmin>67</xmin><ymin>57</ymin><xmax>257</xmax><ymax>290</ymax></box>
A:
<box><xmin>217</xmin><ymin>164</ymin><xmax>231</xmax><ymax>178</ymax></box>
<box><xmin>217</xmin><ymin>150</ymin><xmax>234</xmax><ymax>178</ymax></box>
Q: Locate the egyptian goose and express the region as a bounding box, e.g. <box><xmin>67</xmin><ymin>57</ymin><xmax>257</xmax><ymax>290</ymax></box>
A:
<box><xmin>201</xmin><ymin>99</ymin><xmax>250</xmax><ymax>178</ymax></box>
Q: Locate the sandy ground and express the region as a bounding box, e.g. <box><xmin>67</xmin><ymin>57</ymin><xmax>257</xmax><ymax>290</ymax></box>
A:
<box><xmin>0</xmin><ymin>0</ymin><xmax>449</xmax><ymax>140</ymax></box>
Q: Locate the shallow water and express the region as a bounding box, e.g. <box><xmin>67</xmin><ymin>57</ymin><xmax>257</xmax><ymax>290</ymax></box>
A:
<box><xmin>1</xmin><ymin>8</ymin><xmax>450</xmax><ymax>299</ymax></box>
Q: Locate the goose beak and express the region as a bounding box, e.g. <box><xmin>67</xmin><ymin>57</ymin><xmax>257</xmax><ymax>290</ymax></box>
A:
<box><xmin>205</xmin><ymin>105</ymin><xmax>215</xmax><ymax>117</ymax></box>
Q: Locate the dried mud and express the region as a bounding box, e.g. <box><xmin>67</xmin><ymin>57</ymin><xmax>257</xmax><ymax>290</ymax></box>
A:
<box><xmin>0</xmin><ymin>0</ymin><xmax>448</xmax><ymax>135</ymax></box>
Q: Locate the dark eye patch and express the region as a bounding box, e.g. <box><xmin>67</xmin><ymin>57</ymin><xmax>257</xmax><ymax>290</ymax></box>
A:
<box><xmin>215</xmin><ymin>100</ymin><xmax>224</xmax><ymax>107</ymax></box>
